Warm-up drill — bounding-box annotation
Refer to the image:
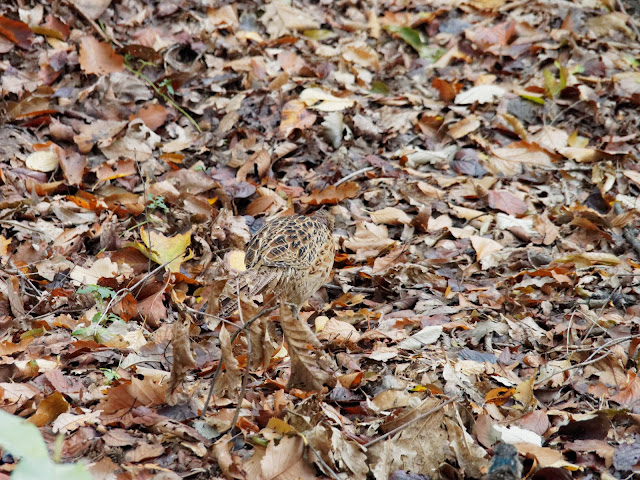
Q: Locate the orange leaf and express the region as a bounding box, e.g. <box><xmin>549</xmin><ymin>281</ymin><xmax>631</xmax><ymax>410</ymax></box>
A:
<box><xmin>279</xmin><ymin>100</ymin><xmax>316</xmax><ymax>138</ymax></box>
<box><xmin>28</xmin><ymin>391</ymin><xmax>69</xmax><ymax>427</ymax></box>
<box><xmin>300</xmin><ymin>181</ymin><xmax>359</xmax><ymax>205</ymax></box>
<box><xmin>485</xmin><ymin>387</ymin><xmax>514</xmax><ymax>405</ymax></box>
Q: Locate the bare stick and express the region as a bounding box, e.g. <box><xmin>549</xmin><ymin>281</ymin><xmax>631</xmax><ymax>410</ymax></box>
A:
<box><xmin>199</xmin><ymin>302</ymin><xmax>278</xmax><ymax>419</ymax></box>
<box><xmin>616</xmin><ymin>0</ymin><xmax>640</xmax><ymax>39</ymax></box>
<box><xmin>231</xmin><ymin>279</ymin><xmax>249</xmax><ymax>430</ymax></box>
<box><xmin>64</xmin><ymin>0</ymin><xmax>123</xmax><ymax>47</ymax></box>
<box><xmin>535</xmin><ymin>334</ymin><xmax>638</xmax><ymax>386</ymax></box>
<box><xmin>334</xmin><ymin>167</ymin><xmax>375</xmax><ymax>186</ymax></box>
<box><xmin>362</xmin><ymin>396</ymin><xmax>458</xmax><ymax>448</ymax></box>
<box><xmin>303</xmin><ymin>434</ymin><xmax>341</xmax><ymax>480</ymax></box>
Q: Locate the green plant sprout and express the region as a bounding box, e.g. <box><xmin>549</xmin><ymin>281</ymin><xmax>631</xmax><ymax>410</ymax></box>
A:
<box><xmin>72</xmin><ymin>285</ymin><xmax>123</xmax><ymax>343</ymax></box>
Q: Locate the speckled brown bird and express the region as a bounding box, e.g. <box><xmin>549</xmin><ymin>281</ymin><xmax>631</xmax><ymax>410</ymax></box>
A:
<box><xmin>220</xmin><ymin>210</ymin><xmax>335</xmax><ymax>317</ymax></box>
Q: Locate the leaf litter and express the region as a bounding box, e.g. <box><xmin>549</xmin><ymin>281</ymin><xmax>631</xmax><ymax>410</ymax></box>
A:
<box><xmin>1</xmin><ymin>0</ymin><xmax>640</xmax><ymax>478</ymax></box>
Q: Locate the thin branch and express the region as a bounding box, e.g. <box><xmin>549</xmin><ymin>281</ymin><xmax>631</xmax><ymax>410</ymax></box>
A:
<box><xmin>535</xmin><ymin>334</ymin><xmax>637</xmax><ymax>387</ymax></box>
<box><xmin>362</xmin><ymin>396</ymin><xmax>458</xmax><ymax>448</ymax></box>
<box><xmin>302</xmin><ymin>433</ymin><xmax>341</xmax><ymax>480</ymax></box>
<box><xmin>616</xmin><ymin>0</ymin><xmax>640</xmax><ymax>39</ymax></box>
<box><xmin>231</xmin><ymin>278</ymin><xmax>249</xmax><ymax>431</ymax></box>
<box><xmin>334</xmin><ymin>167</ymin><xmax>375</xmax><ymax>186</ymax></box>
<box><xmin>123</xmin><ymin>61</ymin><xmax>202</xmax><ymax>133</ymax></box>
<box><xmin>199</xmin><ymin>302</ymin><xmax>278</xmax><ymax>419</ymax></box>
<box><xmin>323</xmin><ymin>284</ymin><xmax>376</xmax><ymax>293</ymax></box>
<box><xmin>64</xmin><ymin>0</ymin><xmax>123</xmax><ymax>47</ymax></box>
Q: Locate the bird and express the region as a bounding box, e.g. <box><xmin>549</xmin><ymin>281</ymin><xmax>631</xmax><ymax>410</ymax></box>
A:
<box><xmin>219</xmin><ymin>209</ymin><xmax>335</xmax><ymax>318</ymax></box>
<box><xmin>484</xmin><ymin>442</ymin><xmax>522</xmax><ymax>480</ymax></box>
<box><xmin>217</xmin><ymin>209</ymin><xmax>337</xmax><ymax>391</ymax></box>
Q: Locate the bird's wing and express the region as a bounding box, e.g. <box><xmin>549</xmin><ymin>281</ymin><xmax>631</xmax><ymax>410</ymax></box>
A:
<box><xmin>246</xmin><ymin>215</ymin><xmax>324</xmax><ymax>270</ymax></box>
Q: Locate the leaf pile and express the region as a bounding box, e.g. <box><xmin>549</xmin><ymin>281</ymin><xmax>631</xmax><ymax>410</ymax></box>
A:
<box><xmin>1</xmin><ymin>0</ymin><xmax>640</xmax><ymax>478</ymax></box>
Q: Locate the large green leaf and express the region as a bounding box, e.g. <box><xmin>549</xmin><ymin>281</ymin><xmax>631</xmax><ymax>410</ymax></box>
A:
<box><xmin>0</xmin><ymin>410</ymin><xmax>91</xmax><ymax>480</ymax></box>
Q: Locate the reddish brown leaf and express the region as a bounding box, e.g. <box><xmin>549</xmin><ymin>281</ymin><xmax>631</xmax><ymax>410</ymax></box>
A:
<box><xmin>488</xmin><ymin>190</ymin><xmax>528</xmax><ymax>215</ymax></box>
<box><xmin>432</xmin><ymin>78</ymin><xmax>462</xmax><ymax>103</ymax></box>
<box><xmin>0</xmin><ymin>15</ymin><xmax>33</xmax><ymax>48</ymax></box>
<box><xmin>300</xmin><ymin>182</ymin><xmax>359</xmax><ymax>205</ymax></box>
<box><xmin>31</xmin><ymin>15</ymin><xmax>70</xmax><ymax>40</ymax></box>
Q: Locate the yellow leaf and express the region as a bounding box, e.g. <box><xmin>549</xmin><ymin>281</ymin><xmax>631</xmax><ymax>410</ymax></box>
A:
<box><xmin>514</xmin><ymin>375</ymin><xmax>537</xmax><ymax>408</ymax></box>
<box><xmin>227</xmin><ymin>249</ymin><xmax>246</xmax><ymax>271</ymax></box>
<box><xmin>136</xmin><ymin>227</ymin><xmax>193</xmax><ymax>273</ymax></box>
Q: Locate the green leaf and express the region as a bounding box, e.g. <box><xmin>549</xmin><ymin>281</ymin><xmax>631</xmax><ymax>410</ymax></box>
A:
<box><xmin>0</xmin><ymin>411</ymin><xmax>91</xmax><ymax>480</ymax></box>
<box><xmin>370</xmin><ymin>80</ymin><xmax>390</xmax><ymax>95</ymax></box>
<box><xmin>385</xmin><ymin>25</ymin><xmax>443</xmax><ymax>60</ymax></box>
<box><xmin>0</xmin><ymin>410</ymin><xmax>49</xmax><ymax>459</ymax></box>
<box><xmin>302</xmin><ymin>29</ymin><xmax>336</xmax><ymax>40</ymax></box>
<box><xmin>519</xmin><ymin>94</ymin><xmax>545</xmax><ymax>105</ymax></box>
<box><xmin>78</xmin><ymin>284</ymin><xmax>116</xmax><ymax>300</ymax></box>
<box><xmin>386</xmin><ymin>25</ymin><xmax>424</xmax><ymax>52</ymax></box>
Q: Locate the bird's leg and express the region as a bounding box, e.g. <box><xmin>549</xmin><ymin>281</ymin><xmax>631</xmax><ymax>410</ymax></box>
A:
<box><xmin>284</xmin><ymin>301</ymin><xmax>302</xmax><ymax>320</ymax></box>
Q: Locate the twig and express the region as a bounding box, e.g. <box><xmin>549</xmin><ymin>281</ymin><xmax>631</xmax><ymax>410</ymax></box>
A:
<box><xmin>123</xmin><ymin>61</ymin><xmax>202</xmax><ymax>133</ymax></box>
<box><xmin>64</xmin><ymin>0</ymin><xmax>123</xmax><ymax>48</ymax></box>
<box><xmin>199</xmin><ymin>302</ymin><xmax>278</xmax><ymax>419</ymax></box>
<box><xmin>616</xmin><ymin>0</ymin><xmax>640</xmax><ymax>40</ymax></box>
<box><xmin>335</xmin><ymin>167</ymin><xmax>375</xmax><ymax>186</ymax></box>
<box><xmin>362</xmin><ymin>396</ymin><xmax>458</xmax><ymax>448</ymax></box>
<box><xmin>302</xmin><ymin>433</ymin><xmax>341</xmax><ymax>480</ymax></box>
<box><xmin>580</xmin><ymin>286</ymin><xmax>619</xmax><ymax>342</ymax></box>
<box><xmin>614</xmin><ymin>203</ymin><xmax>640</xmax><ymax>258</ymax></box>
<box><xmin>90</xmin><ymin>251</ymin><xmax>184</xmax><ymax>330</ymax></box>
<box><xmin>323</xmin><ymin>284</ymin><xmax>376</xmax><ymax>293</ymax></box>
<box><xmin>231</xmin><ymin>278</ymin><xmax>249</xmax><ymax>431</ymax></box>
<box><xmin>535</xmin><ymin>334</ymin><xmax>637</xmax><ymax>387</ymax></box>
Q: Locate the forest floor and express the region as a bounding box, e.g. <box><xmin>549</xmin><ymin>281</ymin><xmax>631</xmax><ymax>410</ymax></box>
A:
<box><xmin>1</xmin><ymin>0</ymin><xmax>640</xmax><ymax>479</ymax></box>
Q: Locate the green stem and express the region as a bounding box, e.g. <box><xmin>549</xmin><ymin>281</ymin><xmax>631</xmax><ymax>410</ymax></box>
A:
<box><xmin>124</xmin><ymin>61</ymin><xmax>202</xmax><ymax>133</ymax></box>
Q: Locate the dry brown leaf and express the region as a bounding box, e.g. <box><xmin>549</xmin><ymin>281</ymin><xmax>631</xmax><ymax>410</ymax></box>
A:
<box><xmin>244</xmin><ymin>435</ymin><xmax>317</xmax><ymax>480</ymax></box>
<box><xmin>27</xmin><ymin>391</ymin><xmax>69</xmax><ymax>427</ymax></box>
<box><xmin>280</xmin><ymin>302</ymin><xmax>335</xmax><ymax>391</ymax></box>
<box><xmin>236</xmin><ymin>149</ymin><xmax>271</xmax><ymax>182</ymax></box>
<box><xmin>215</xmin><ymin>326</ymin><xmax>242</xmax><ymax>398</ymax></box>
<box><xmin>610</xmin><ymin>371</ymin><xmax>640</xmax><ymax>406</ymax></box>
<box><xmin>279</xmin><ymin>100</ymin><xmax>317</xmax><ymax>138</ymax></box>
<box><xmin>449</xmin><ymin>115</ymin><xmax>481</xmax><ymax>139</ymax></box>
<box><xmin>470</xmin><ymin>235</ymin><xmax>503</xmax><ymax>261</ymax></box>
<box><xmin>487</xmin><ymin>190</ymin><xmax>528</xmax><ymax>215</ymax></box>
<box><xmin>78</xmin><ymin>36</ymin><xmax>124</xmax><ymax>75</ymax></box>
<box><xmin>370</xmin><ymin>207</ymin><xmax>412</xmax><ymax>225</ymax></box>
<box><xmin>71</xmin><ymin>0</ymin><xmax>112</xmax><ymax>20</ymax></box>
<box><xmin>100</xmin><ymin>376</ymin><xmax>167</xmax><ymax>414</ymax></box>
<box><xmin>165</xmin><ymin>311</ymin><xmax>196</xmax><ymax>406</ymax></box>
<box><xmin>300</xmin><ymin>182</ymin><xmax>359</xmax><ymax>205</ymax></box>
<box><xmin>316</xmin><ymin>318</ymin><xmax>361</xmax><ymax>347</ymax></box>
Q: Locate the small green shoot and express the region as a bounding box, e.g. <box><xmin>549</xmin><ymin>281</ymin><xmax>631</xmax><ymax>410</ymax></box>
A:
<box><xmin>544</xmin><ymin>60</ymin><xmax>568</xmax><ymax>98</ymax></box>
<box><xmin>148</xmin><ymin>193</ymin><xmax>169</xmax><ymax>212</ymax></box>
<box><xmin>73</xmin><ymin>285</ymin><xmax>123</xmax><ymax>343</ymax></box>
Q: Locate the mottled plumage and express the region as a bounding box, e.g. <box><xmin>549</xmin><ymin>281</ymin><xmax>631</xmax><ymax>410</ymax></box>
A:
<box><xmin>220</xmin><ymin>210</ymin><xmax>335</xmax><ymax>316</ymax></box>
<box><xmin>484</xmin><ymin>443</ymin><xmax>522</xmax><ymax>480</ymax></box>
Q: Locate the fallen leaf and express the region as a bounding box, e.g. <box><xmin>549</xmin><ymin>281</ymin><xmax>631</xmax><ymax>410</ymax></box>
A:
<box><xmin>135</xmin><ymin>228</ymin><xmax>193</xmax><ymax>273</ymax></box>
<box><xmin>301</xmin><ymin>182</ymin><xmax>359</xmax><ymax>205</ymax></box>
<box><xmin>78</xmin><ymin>36</ymin><xmax>124</xmax><ymax>75</ymax></box>
<box><xmin>470</xmin><ymin>235</ymin><xmax>503</xmax><ymax>260</ymax></box>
